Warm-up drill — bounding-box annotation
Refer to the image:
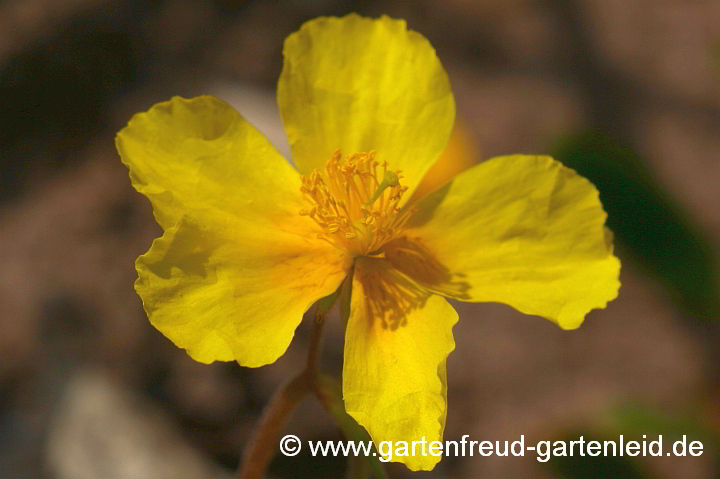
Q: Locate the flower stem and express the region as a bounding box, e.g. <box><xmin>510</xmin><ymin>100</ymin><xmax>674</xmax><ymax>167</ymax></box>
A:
<box><xmin>236</xmin><ymin>310</ymin><xmax>328</xmax><ymax>479</ymax></box>
<box><xmin>236</xmin><ymin>372</ymin><xmax>310</xmax><ymax>479</ymax></box>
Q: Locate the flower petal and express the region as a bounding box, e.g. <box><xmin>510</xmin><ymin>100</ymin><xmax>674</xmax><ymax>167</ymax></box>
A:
<box><xmin>404</xmin><ymin>155</ymin><xmax>621</xmax><ymax>329</ymax></box>
<box><xmin>117</xmin><ymin>95</ymin><xmax>303</xmax><ymax>231</ymax></box>
<box><xmin>118</xmin><ymin>95</ymin><xmax>350</xmax><ymax>365</ymax></box>
<box><xmin>137</xmin><ymin>215</ymin><xmax>349</xmax><ymax>366</ymax></box>
<box><xmin>343</xmin><ymin>257</ymin><xmax>458</xmax><ymax>471</ymax></box>
<box><xmin>277</xmin><ymin>14</ymin><xmax>455</xmax><ymax>198</ymax></box>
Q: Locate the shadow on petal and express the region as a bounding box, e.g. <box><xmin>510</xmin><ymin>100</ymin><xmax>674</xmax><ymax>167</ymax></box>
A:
<box><xmin>383</xmin><ymin>236</ymin><xmax>470</xmax><ymax>300</ymax></box>
<box><xmin>354</xmin><ymin>239</ymin><xmax>469</xmax><ymax>332</ymax></box>
<box><xmin>354</xmin><ymin>257</ymin><xmax>431</xmax><ymax>331</ymax></box>
<box><xmin>140</xmin><ymin>219</ymin><xmax>216</xmax><ymax>283</ymax></box>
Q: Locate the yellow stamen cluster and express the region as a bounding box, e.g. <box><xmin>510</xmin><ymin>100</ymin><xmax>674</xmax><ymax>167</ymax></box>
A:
<box><xmin>299</xmin><ymin>150</ymin><xmax>415</xmax><ymax>256</ymax></box>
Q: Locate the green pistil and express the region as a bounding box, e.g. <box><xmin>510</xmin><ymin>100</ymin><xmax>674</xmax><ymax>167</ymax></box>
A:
<box><xmin>365</xmin><ymin>171</ymin><xmax>399</xmax><ymax>206</ymax></box>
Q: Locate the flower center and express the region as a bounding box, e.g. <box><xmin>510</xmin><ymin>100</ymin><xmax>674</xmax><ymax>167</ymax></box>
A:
<box><xmin>299</xmin><ymin>150</ymin><xmax>415</xmax><ymax>256</ymax></box>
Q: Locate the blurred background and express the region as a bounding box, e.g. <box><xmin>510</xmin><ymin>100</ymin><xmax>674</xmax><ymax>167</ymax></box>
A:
<box><xmin>1</xmin><ymin>0</ymin><xmax>719</xmax><ymax>478</ymax></box>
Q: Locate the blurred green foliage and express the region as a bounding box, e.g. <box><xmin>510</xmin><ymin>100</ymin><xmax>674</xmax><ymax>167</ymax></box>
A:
<box><xmin>553</xmin><ymin>132</ymin><xmax>720</xmax><ymax>319</ymax></box>
<box><xmin>547</xmin><ymin>404</ymin><xmax>719</xmax><ymax>479</ymax></box>
<box><xmin>609</xmin><ymin>403</ymin><xmax>717</xmax><ymax>446</ymax></box>
<box><xmin>548</xmin><ymin>430</ymin><xmax>651</xmax><ymax>479</ymax></box>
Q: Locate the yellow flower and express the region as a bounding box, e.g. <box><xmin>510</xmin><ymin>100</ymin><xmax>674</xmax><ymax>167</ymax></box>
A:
<box><xmin>116</xmin><ymin>14</ymin><xmax>620</xmax><ymax>471</ymax></box>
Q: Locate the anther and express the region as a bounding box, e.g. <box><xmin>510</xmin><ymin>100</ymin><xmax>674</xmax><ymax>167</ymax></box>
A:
<box><xmin>299</xmin><ymin>151</ymin><xmax>411</xmax><ymax>255</ymax></box>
